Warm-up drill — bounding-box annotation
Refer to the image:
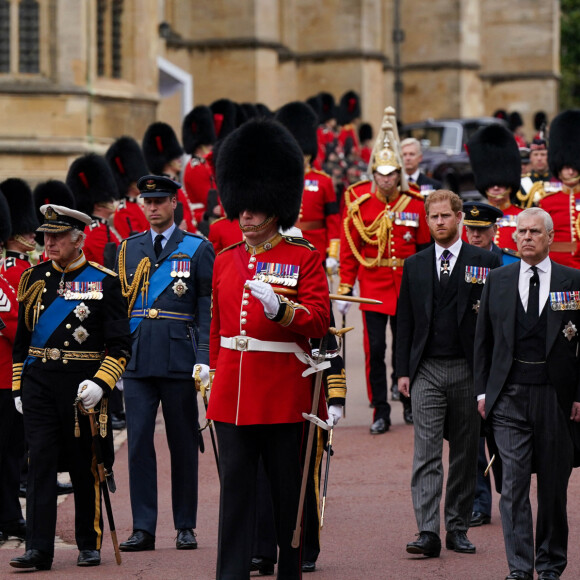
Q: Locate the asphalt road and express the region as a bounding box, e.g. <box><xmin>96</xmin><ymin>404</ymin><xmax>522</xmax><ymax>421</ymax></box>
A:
<box><xmin>2</xmin><ymin>305</ymin><xmax>580</xmax><ymax>578</ymax></box>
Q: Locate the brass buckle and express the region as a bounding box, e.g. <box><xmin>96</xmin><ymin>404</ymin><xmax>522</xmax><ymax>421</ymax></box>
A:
<box><xmin>47</xmin><ymin>348</ymin><xmax>61</xmax><ymax>361</ymax></box>
<box><xmin>148</xmin><ymin>308</ymin><xmax>159</xmax><ymax>319</ymax></box>
<box><xmin>235</xmin><ymin>337</ymin><xmax>248</xmax><ymax>351</ymax></box>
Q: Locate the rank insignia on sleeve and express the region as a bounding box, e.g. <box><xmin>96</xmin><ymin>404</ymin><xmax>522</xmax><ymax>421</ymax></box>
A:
<box><xmin>563</xmin><ymin>321</ymin><xmax>577</xmax><ymax>342</ymax></box>
<box><xmin>73</xmin><ymin>302</ymin><xmax>90</xmax><ymax>321</ymax></box>
<box><xmin>172</xmin><ymin>279</ymin><xmax>188</xmax><ymax>297</ymax></box>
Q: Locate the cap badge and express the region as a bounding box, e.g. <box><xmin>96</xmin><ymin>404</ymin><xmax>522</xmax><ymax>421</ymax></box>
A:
<box><xmin>470</xmin><ymin>206</ymin><xmax>480</xmax><ymax>217</ymax></box>
<box><xmin>46</xmin><ymin>206</ymin><xmax>57</xmax><ymax>221</ymax></box>
<box><xmin>146</xmin><ymin>179</ymin><xmax>156</xmax><ymax>190</ymax></box>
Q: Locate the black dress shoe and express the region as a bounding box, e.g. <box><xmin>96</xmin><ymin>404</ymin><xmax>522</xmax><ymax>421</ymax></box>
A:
<box><xmin>57</xmin><ymin>480</ymin><xmax>74</xmax><ymax>495</ymax></box>
<box><xmin>445</xmin><ymin>530</ymin><xmax>476</xmax><ymax>553</ymax></box>
<box><xmin>469</xmin><ymin>511</ymin><xmax>491</xmax><ymax>527</ymax></box>
<box><xmin>538</xmin><ymin>572</ymin><xmax>560</xmax><ymax>580</ymax></box>
<box><xmin>403</xmin><ymin>407</ymin><xmax>413</xmax><ymax>424</ymax></box>
<box><xmin>302</xmin><ymin>560</ymin><xmax>316</xmax><ymax>572</ymax></box>
<box><xmin>176</xmin><ymin>528</ymin><xmax>197</xmax><ymax>550</ymax></box>
<box><xmin>77</xmin><ymin>549</ymin><xmax>101</xmax><ymax>566</ymax></box>
<box><xmin>505</xmin><ymin>572</ymin><xmax>533</xmax><ymax>580</ymax></box>
<box><xmin>250</xmin><ymin>557</ymin><xmax>275</xmax><ymax>575</ymax></box>
<box><xmin>111</xmin><ymin>413</ymin><xmax>126</xmax><ymax>430</ymax></box>
<box><xmin>10</xmin><ymin>549</ymin><xmax>53</xmax><ymax>570</ymax></box>
<box><xmin>370</xmin><ymin>418</ymin><xmax>389</xmax><ymax>434</ymax></box>
<box><xmin>119</xmin><ymin>529</ymin><xmax>155</xmax><ymax>552</ymax></box>
<box><xmin>0</xmin><ymin>518</ymin><xmax>26</xmax><ymax>540</ymax></box>
<box><xmin>406</xmin><ymin>531</ymin><xmax>441</xmax><ymax>557</ymax></box>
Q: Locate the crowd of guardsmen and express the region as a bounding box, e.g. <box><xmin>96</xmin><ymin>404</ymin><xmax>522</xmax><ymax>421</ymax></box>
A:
<box><xmin>1</xmin><ymin>89</ymin><xmax>580</xmax><ymax>580</ymax></box>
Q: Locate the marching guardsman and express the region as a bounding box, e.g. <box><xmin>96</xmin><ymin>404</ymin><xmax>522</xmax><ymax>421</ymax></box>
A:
<box><xmin>0</xmin><ymin>192</ymin><xmax>25</xmax><ymax>544</ymax></box>
<box><xmin>66</xmin><ymin>154</ymin><xmax>121</xmax><ymax>270</ymax></box>
<box><xmin>181</xmin><ymin>105</ymin><xmax>217</xmax><ymax>225</ymax></box>
<box><xmin>9</xmin><ymin>204</ymin><xmax>131</xmax><ymax>571</ymax></box>
<box><xmin>206</xmin><ymin>118</ymin><xmax>332</xmax><ymax>580</ymax></box>
<box><xmin>117</xmin><ymin>175</ymin><xmax>214</xmax><ymax>553</ymax></box>
<box><xmin>275</xmin><ymin>101</ymin><xmax>341</xmax><ymax>273</ymax></box>
<box><xmin>142</xmin><ymin>121</ymin><xmax>196</xmax><ymax>232</ymax></box>
<box><xmin>519</xmin><ymin>137</ymin><xmax>550</xmax><ymax>203</ymax></box>
<box><xmin>107</xmin><ymin>136</ymin><xmax>150</xmax><ymax>240</ymax></box>
<box><xmin>538</xmin><ymin>109</ymin><xmax>580</xmax><ymax>269</ymax></box>
<box><xmin>339</xmin><ymin>107</ymin><xmax>431</xmax><ymax>433</ymax></box>
<box><xmin>315</xmin><ymin>92</ymin><xmax>338</xmax><ymax>168</ymax></box>
<box><xmin>467</xmin><ymin>124</ymin><xmax>523</xmax><ymax>252</ymax></box>
<box><xmin>0</xmin><ymin>178</ymin><xmax>39</xmax><ymax>289</ymax></box>
<box><xmin>337</xmin><ymin>90</ymin><xmax>361</xmax><ymax>157</ymax></box>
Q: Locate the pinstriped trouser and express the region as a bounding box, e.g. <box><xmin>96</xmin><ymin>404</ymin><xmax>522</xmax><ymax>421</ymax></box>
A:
<box><xmin>410</xmin><ymin>357</ymin><xmax>479</xmax><ymax>535</ymax></box>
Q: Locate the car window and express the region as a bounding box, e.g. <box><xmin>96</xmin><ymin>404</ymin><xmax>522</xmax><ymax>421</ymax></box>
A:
<box><xmin>404</xmin><ymin>125</ymin><xmax>460</xmax><ymax>153</ymax></box>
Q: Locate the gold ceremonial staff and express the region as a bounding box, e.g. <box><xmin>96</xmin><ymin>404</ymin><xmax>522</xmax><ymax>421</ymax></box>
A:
<box><xmin>254</xmin><ymin>284</ymin><xmax>383</xmax><ymax>305</ymax></box>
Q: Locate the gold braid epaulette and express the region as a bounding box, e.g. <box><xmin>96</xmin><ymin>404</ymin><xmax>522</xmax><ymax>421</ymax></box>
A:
<box><xmin>118</xmin><ymin>240</ymin><xmax>151</xmax><ymax>315</ymax></box>
<box><xmin>516</xmin><ymin>182</ymin><xmax>545</xmax><ymax>209</ymax></box>
<box><xmin>17</xmin><ymin>269</ymin><xmax>45</xmax><ymax>332</ymax></box>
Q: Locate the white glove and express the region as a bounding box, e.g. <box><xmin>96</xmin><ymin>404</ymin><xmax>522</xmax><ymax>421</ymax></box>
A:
<box><xmin>327</xmin><ymin>404</ymin><xmax>343</xmax><ymax>427</ymax></box>
<box><xmin>326</xmin><ymin>257</ymin><xmax>338</xmax><ymax>276</ymax></box>
<box><xmin>193</xmin><ymin>363</ymin><xmax>210</xmax><ymax>389</ymax></box>
<box><xmin>14</xmin><ymin>396</ymin><xmax>23</xmax><ymax>414</ymax></box>
<box><xmin>247</xmin><ymin>280</ymin><xmax>280</xmax><ymax>317</ymax></box>
<box><xmin>77</xmin><ymin>380</ymin><xmax>104</xmax><ymax>410</ymax></box>
<box><xmin>335</xmin><ymin>299</ymin><xmax>351</xmax><ymax>317</ymax></box>
<box><xmin>115</xmin><ymin>378</ymin><xmax>124</xmax><ymax>392</ymax></box>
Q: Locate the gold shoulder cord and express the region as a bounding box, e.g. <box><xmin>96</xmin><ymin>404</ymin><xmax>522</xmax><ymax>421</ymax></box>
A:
<box><xmin>118</xmin><ymin>240</ymin><xmax>152</xmax><ymax>314</ymax></box>
<box><xmin>516</xmin><ymin>182</ymin><xmax>545</xmax><ymax>209</ymax></box>
<box><xmin>17</xmin><ymin>269</ymin><xmax>45</xmax><ymax>332</ymax></box>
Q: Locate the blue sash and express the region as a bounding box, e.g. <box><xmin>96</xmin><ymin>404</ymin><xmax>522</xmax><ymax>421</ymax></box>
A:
<box><xmin>25</xmin><ymin>265</ymin><xmax>107</xmax><ymax>366</ymax></box>
<box><xmin>130</xmin><ymin>235</ymin><xmax>203</xmax><ymax>332</ymax></box>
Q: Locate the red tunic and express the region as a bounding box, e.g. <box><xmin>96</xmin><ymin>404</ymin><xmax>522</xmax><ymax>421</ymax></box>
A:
<box><xmin>0</xmin><ymin>273</ymin><xmax>18</xmax><ymax>389</ymax></box>
<box><xmin>296</xmin><ymin>168</ymin><xmax>340</xmax><ymax>257</ymax></box>
<box><xmin>83</xmin><ymin>218</ymin><xmax>121</xmax><ymax>266</ymax></box>
<box><xmin>338</xmin><ymin>124</ymin><xmax>360</xmax><ymax>156</ymax></box>
<box><xmin>182</xmin><ymin>155</ymin><xmax>215</xmax><ymax>225</ymax></box>
<box><xmin>539</xmin><ymin>182</ymin><xmax>580</xmax><ymax>268</ymax></box>
<box><xmin>207</xmin><ymin>235</ymin><xmax>330</xmax><ymax>425</ymax></box>
<box><xmin>0</xmin><ymin>252</ymin><xmax>31</xmax><ymax>291</ymax></box>
<box><xmin>113</xmin><ymin>198</ymin><xmax>149</xmax><ymax>240</ymax></box>
<box><xmin>177</xmin><ymin>188</ymin><xmax>196</xmax><ymax>232</ymax></box>
<box><xmin>208</xmin><ymin>217</ymin><xmax>244</xmax><ymax>255</ymax></box>
<box><xmin>494</xmin><ymin>204</ymin><xmax>522</xmax><ymax>251</ymax></box>
<box><xmin>340</xmin><ymin>181</ymin><xmax>431</xmax><ymax>315</ymax></box>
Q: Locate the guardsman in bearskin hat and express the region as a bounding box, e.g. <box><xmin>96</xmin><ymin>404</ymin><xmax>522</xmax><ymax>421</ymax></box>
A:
<box><xmin>116</xmin><ymin>175</ymin><xmax>214</xmax><ymax>553</ymax></box>
<box><xmin>339</xmin><ymin>107</ymin><xmax>431</xmax><ymax>432</ymax></box>
<box><xmin>206</xmin><ymin>118</ymin><xmax>332</xmax><ymax>579</ymax></box>
<box><xmin>337</xmin><ymin>90</ymin><xmax>361</xmax><ymax>157</ymax></box>
<box><xmin>0</xmin><ymin>178</ymin><xmax>39</xmax><ymax>289</ymax></box>
<box><xmin>66</xmin><ymin>154</ymin><xmax>121</xmax><ymax>270</ymax></box>
<box><xmin>0</xmin><ymin>192</ymin><xmax>25</xmax><ymax>545</ymax></box>
<box><xmin>9</xmin><ymin>204</ymin><xmax>131</xmax><ymax>571</ymax></box>
<box><xmin>467</xmin><ymin>124</ymin><xmax>523</xmax><ymax>252</ymax></box>
<box><xmin>275</xmin><ymin>101</ymin><xmax>341</xmax><ymax>274</ymax></box>
<box><xmin>520</xmin><ymin>137</ymin><xmax>550</xmax><ymax>202</ymax></box>
<box><xmin>316</xmin><ymin>92</ymin><xmax>338</xmax><ymax>167</ymax></box>
<box><xmin>142</xmin><ymin>122</ymin><xmax>196</xmax><ymax>232</ymax></box>
<box><xmin>508</xmin><ymin>111</ymin><xmax>527</xmax><ymax>148</ymax></box>
<box><xmin>106</xmin><ymin>136</ymin><xmax>150</xmax><ymax>240</ymax></box>
<box><xmin>181</xmin><ymin>105</ymin><xmax>217</xmax><ymax>226</ymax></box>
<box><xmin>534</xmin><ymin>109</ymin><xmax>580</xmax><ymax>269</ymax></box>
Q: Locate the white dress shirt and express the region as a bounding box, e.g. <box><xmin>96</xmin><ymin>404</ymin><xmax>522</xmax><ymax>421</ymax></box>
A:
<box><xmin>434</xmin><ymin>238</ymin><xmax>463</xmax><ymax>280</ymax></box>
<box><xmin>518</xmin><ymin>256</ymin><xmax>551</xmax><ymax>313</ymax></box>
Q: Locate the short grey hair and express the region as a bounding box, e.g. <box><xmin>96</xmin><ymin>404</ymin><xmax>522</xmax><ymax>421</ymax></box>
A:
<box><xmin>70</xmin><ymin>229</ymin><xmax>87</xmax><ymax>249</ymax></box>
<box><xmin>516</xmin><ymin>207</ymin><xmax>553</xmax><ymax>233</ymax></box>
<box><xmin>400</xmin><ymin>137</ymin><xmax>422</xmax><ymax>152</ymax></box>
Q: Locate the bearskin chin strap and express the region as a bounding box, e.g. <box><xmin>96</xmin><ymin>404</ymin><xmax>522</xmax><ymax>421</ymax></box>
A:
<box><xmin>238</xmin><ymin>215</ymin><xmax>275</xmax><ymax>233</ymax></box>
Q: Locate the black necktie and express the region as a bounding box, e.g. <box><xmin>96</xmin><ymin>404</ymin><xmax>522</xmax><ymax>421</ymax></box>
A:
<box><xmin>440</xmin><ymin>249</ymin><xmax>451</xmax><ymax>289</ymax></box>
<box><xmin>154</xmin><ymin>234</ymin><xmax>164</xmax><ymax>258</ymax></box>
<box><xmin>527</xmin><ymin>265</ymin><xmax>540</xmax><ymax>319</ymax></box>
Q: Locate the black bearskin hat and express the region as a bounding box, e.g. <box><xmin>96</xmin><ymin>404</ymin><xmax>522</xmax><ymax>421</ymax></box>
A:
<box><xmin>0</xmin><ymin>178</ymin><xmax>39</xmax><ymax>236</ymax></box>
<box><xmin>210</xmin><ymin>98</ymin><xmax>238</xmax><ymax>141</ymax></box>
<box><xmin>306</xmin><ymin>95</ymin><xmax>322</xmax><ymax>123</ymax></box>
<box><xmin>216</xmin><ymin>119</ymin><xmax>304</xmax><ymax>230</ymax></box>
<box><xmin>0</xmin><ymin>189</ymin><xmax>11</xmax><ymax>244</ymax></box>
<box><xmin>255</xmin><ymin>103</ymin><xmax>273</xmax><ymax>119</ymax></box>
<box><xmin>275</xmin><ymin>101</ymin><xmax>318</xmax><ymax>161</ymax></box>
<box><xmin>338</xmin><ymin>90</ymin><xmax>361</xmax><ymax>125</ymax></box>
<box><xmin>66</xmin><ymin>153</ymin><xmax>119</xmax><ymax>215</ymax></box>
<box><xmin>142</xmin><ymin>122</ymin><xmax>183</xmax><ymax>175</ymax></box>
<box><xmin>467</xmin><ymin>124</ymin><xmax>521</xmax><ymax>196</ymax></box>
<box><xmin>534</xmin><ymin>111</ymin><xmax>548</xmax><ymax>132</ymax></box>
<box><xmin>106</xmin><ymin>136</ymin><xmax>149</xmax><ymax>195</ymax></box>
<box><xmin>181</xmin><ymin>106</ymin><xmax>216</xmax><ymax>155</ymax></box>
<box><xmin>241</xmin><ymin>103</ymin><xmax>259</xmax><ymax>122</ymax></box>
<box><xmin>492</xmin><ymin>109</ymin><xmax>508</xmax><ymax>121</ymax></box>
<box><xmin>508</xmin><ymin>111</ymin><xmax>523</xmax><ymax>132</ymax></box>
<box><xmin>32</xmin><ymin>180</ymin><xmax>75</xmax><ymax>245</ymax></box>
<box><xmin>358</xmin><ymin>122</ymin><xmax>373</xmax><ymax>143</ymax></box>
<box><xmin>548</xmin><ymin>110</ymin><xmax>580</xmax><ymax>176</ymax></box>
<box><xmin>318</xmin><ymin>92</ymin><xmax>336</xmax><ymax>124</ymax></box>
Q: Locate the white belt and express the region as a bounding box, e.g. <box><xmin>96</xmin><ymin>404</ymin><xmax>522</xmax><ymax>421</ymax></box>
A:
<box><xmin>220</xmin><ymin>335</ymin><xmax>330</xmax><ymax>377</ymax></box>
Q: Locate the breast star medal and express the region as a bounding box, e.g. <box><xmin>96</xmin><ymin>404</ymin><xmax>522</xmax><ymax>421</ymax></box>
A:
<box><xmin>172</xmin><ymin>279</ymin><xmax>188</xmax><ymax>297</ymax></box>
<box><xmin>472</xmin><ymin>300</ymin><xmax>480</xmax><ymax>314</ymax></box>
<box><xmin>73</xmin><ymin>326</ymin><xmax>89</xmax><ymax>344</ymax></box>
<box><xmin>562</xmin><ymin>320</ymin><xmax>577</xmax><ymax>342</ymax></box>
<box><xmin>73</xmin><ymin>302</ymin><xmax>90</xmax><ymax>322</ymax></box>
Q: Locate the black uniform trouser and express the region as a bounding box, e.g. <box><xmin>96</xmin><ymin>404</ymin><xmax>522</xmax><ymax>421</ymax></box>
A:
<box><xmin>0</xmin><ymin>390</ymin><xmax>25</xmax><ymax>527</ymax></box>
<box><xmin>215</xmin><ymin>421</ymin><xmax>306</xmax><ymax>580</ymax></box>
<box><xmin>21</xmin><ymin>367</ymin><xmax>102</xmax><ymax>556</ymax></box>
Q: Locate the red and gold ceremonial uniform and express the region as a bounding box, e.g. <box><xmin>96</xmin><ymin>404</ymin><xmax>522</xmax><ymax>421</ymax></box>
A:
<box><xmin>182</xmin><ymin>155</ymin><xmax>215</xmax><ymax>225</ymax></box>
<box><xmin>83</xmin><ymin>217</ymin><xmax>121</xmax><ymax>267</ymax></box>
<box><xmin>0</xmin><ymin>251</ymin><xmax>31</xmax><ymax>291</ymax></box>
<box><xmin>295</xmin><ymin>166</ymin><xmax>340</xmax><ymax>259</ymax></box>
<box><xmin>113</xmin><ymin>198</ymin><xmax>149</xmax><ymax>239</ymax></box>
<box><xmin>0</xmin><ymin>273</ymin><xmax>18</xmax><ymax>390</ymax></box>
<box><xmin>539</xmin><ymin>181</ymin><xmax>580</xmax><ymax>269</ymax></box>
<box><xmin>208</xmin><ymin>217</ymin><xmax>243</xmax><ymax>255</ymax></box>
<box><xmin>337</xmin><ymin>124</ymin><xmax>360</xmax><ymax>156</ymax></box>
<box><xmin>177</xmin><ymin>188</ymin><xmax>196</xmax><ymax>232</ymax></box>
<box><xmin>493</xmin><ymin>204</ymin><xmax>521</xmax><ymax>251</ymax></box>
<box><xmin>207</xmin><ymin>234</ymin><xmax>330</xmax><ymax>425</ymax></box>
<box><xmin>315</xmin><ymin>126</ymin><xmax>336</xmax><ymax>170</ymax></box>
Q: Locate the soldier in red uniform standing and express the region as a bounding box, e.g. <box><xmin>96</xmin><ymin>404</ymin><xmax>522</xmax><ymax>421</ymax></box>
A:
<box><xmin>107</xmin><ymin>136</ymin><xmax>150</xmax><ymax>240</ymax></box>
<box><xmin>66</xmin><ymin>154</ymin><xmax>121</xmax><ymax>270</ymax></box>
<box><xmin>538</xmin><ymin>109</ymin><xmax>580</xmax><ymax>269</ymax></box>
<box><xmin>0</xmin><ymin>192</ymin><xmax>24</xmax><ymax>543</ymax></box>
<box><xmin>181</xmin><ymin>105</ymin><xmax>217</xmax><ymax>226</ymax></box>
<box><xmin>467</xmin><ymin>124</ymin><xmax>523</xmax><ymax>253</ymax></box>
<box><xmin>207</xmin><ymin>119</ymin><xmax>331</xmax><ymax>580</ymax></box>
<box><xmin>337</xmin><ymin>90</ymin><xmax>361</xmax><ymax>158</ymax></box>
<box><xmin>275</xmin><ymin>101</ymin><xmax>341</xmax><ymax>274</ymax></box>
<box><xmin>315</xmin><ymin>92</ymin><xmax>338</xmax><ymax>169</ymax></box>
<box><xmin>339</xmin><ymin>107</ymin><xmax>431</xmax><ymax>433</ymax></box>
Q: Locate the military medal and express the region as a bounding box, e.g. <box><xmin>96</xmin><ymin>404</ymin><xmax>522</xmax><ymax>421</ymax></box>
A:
<box><xmin>73</xmin><ymin>302</ymin><xmax>90</xmax><ymax>321</ymax></box>
<box><xmin>465</xmin><ymin>266</ymin><xmax>490</xmax><ymax>284</ymax></box>
<box><xmin>403</xmin><ymin>231</ymin><xmax>413</xmax><ymax>242</ymax></box>
<box><xmin>472</xmin><ymin>300</ymin><xmax>480</xmax><ymax>314</ymax></box>
<box><xmin>172</xmin><ymin>279</ymin><xmax>188</xmax><ymax>297</ymax></box>
<box><xmin>394</xmin><ymin>211</ymin><xmax>419</xmax><ymax>227</ymax></box>
<box><xmin>563</xmin><ymin>321</ymin><xmax>577</xmax><ymax>341</ymax></box>
<box><xmin>305</xmin><ymin>179</ymin><xmax>319</xmax><ymax>192</ymax></box>
<box><xmin>73</xmin><ymin>326</ymin><xmax>89</xmax><ymax>344</ymax></box>
<box><xmin>256</xmin><ymin>262</ymin><xmax>299</xmax><ymax>287</ymax></box>
<box><xmin>64</xmin><ymin>281</ymin><xmax>103</xmax><ymax>300</ymax></box>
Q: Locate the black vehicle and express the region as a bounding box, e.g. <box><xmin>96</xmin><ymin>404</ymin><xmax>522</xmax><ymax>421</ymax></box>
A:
<box><xmin>400</xmin><ymin>117</ymin><xmax>506</xmax><ymax>201</ymax></box>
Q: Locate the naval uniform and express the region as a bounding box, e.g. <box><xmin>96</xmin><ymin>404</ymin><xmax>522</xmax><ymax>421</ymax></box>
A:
<box><xmin>117</xmin><ymin>224</ymin><xmax>214</xmax><ymax>537</ymax></box>
<box><xmin>11</xmin><ymin>253</ymin><xmax>131</xmax><ymax>557</ymax></box>
<box><xmin>207</xmin><ymin>233</ymin><xmax>330</xmax><ymax>579</ymax></box>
